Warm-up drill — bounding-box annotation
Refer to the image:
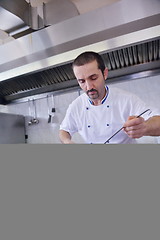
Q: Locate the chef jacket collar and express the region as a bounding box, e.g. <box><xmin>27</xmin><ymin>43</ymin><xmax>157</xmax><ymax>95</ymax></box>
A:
<box><xmin>88</xmin><ymin>86</ymin><xmax>109</xmax><ymax>105</ymax></box>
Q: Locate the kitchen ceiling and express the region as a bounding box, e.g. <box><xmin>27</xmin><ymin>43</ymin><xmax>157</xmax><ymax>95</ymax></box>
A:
<box><xmin>0</xmin><ymin>0</ymin><xmax>160</xmax><ymax>103</ymax></box>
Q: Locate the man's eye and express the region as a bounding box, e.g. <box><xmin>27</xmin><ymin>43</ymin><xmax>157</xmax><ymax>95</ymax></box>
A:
<box><xmin>91</xmin><ymin>75</ymin><xmax>98</xmax><ymax>80</ymax></box>
<box><xmin>79</xmin><ymin>80</ymin><xmax>85</xmax><ymax>84</ymax></box>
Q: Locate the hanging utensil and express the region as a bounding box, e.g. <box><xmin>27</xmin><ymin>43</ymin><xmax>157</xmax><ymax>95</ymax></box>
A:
<box><xmin>28</xmin><ymin>99</ymin><xmax>39</xmax><ymax>125</ymax></box>
<box><xmin>47</xmin><ymin>94</ymin><xmax>56</xmax><ymax>123</ymax></box>
<box><xmin>47</xmin><ymin>95</ymin><xmax>52</xmax><ymax>123</ymax></box>
<box><xmin>32</xmin><ymin>99</ymin><xmax>39</xmax><ymax>124</ymax></box>
<box><xmin>50</xmin><ymin>94</ymin><xmax>56</xmax><ymax>123</ymax></box>
<box><xmin>28</xmin><ymin>99</ymin><xmax>33</xmax><ymax>125</ymax></box>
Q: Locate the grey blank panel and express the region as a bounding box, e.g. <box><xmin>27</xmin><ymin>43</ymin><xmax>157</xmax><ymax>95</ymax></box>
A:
<box><xmin>0</xmin><ymin>113</ymin><xmax>26</xmax><ymax>143</ymax></box>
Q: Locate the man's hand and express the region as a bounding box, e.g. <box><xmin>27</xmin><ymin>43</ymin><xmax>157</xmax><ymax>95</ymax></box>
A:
<box><xmin>59</xmin><ymin>130</ymin><xmax>76</xmax><ymax>144</ymax></box>
<box><xmin>123</xmin><ymin>116</ymin><xmax>147</xmax><ymax>139</ymax></box>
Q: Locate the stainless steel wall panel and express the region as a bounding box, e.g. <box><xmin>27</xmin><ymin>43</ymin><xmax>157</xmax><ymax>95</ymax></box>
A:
<box><xmin>0</xmin><ymin>112</ymin><xmax>26</xmax><ymax>143</ymax></box>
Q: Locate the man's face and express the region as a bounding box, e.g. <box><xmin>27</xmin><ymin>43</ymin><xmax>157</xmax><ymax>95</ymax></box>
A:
<box><xmin>73</xmin><ymin>60</ymin><xmax>108</xmax><ymax>102</ymax></box>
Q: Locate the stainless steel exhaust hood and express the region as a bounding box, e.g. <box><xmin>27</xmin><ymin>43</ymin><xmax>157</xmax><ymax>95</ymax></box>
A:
<box><xmin>0</xmin><ymin>0</ymin><xmax>160</xmax><ymax>103</ymax></box>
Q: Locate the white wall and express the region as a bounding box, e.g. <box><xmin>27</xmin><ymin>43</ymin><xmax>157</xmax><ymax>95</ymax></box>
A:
<box><xmin>0</xmin><ymin>74</ymin><xmax>160</xmax><ymax>144</ymax></box>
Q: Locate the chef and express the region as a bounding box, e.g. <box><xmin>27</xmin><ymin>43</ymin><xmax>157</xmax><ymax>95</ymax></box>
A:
<box><xmin>59</xmin><ymin>51</ymin><xmax>160</xmax><ymax>144</ymax></box>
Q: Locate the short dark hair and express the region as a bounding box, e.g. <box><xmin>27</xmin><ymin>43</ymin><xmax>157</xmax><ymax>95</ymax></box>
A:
<box><xmin>72</xmin><ymin>51</ymin><xmax>105</xmax><ymax>73</ymax></box>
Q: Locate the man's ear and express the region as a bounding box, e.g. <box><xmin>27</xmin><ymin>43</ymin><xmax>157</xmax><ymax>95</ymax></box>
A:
<box><xmin>103</xmin><ymin>68</ymin><xmax>108</xmax><ymax>79</ymax></box>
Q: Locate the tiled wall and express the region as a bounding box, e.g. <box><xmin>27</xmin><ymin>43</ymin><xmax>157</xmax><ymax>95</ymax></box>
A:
<box><xmin>1</xmin><ymin>74</ymin><xmax>160</xmax><ymax>144</ymax></box>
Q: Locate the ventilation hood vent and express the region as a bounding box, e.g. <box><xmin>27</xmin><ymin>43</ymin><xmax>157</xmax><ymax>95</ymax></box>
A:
<box><xmin>1</xmin><ymin>38</ymin><xmax>159</xmax><ymax>102</ymax></box>
<box><xmin>0</xmin><ymin>0</ymin><xmax>160</xmax><ymax>103</ymax></box>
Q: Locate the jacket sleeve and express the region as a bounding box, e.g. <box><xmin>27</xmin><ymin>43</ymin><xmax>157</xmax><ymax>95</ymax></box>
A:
<box><xmin>129</xmin><ymin>94</ymin><xmax>160</xmax><ymax>120</ymax></box>
<box><xmin>59</xmin><ymin>103</ymin><xmax>78</xmax><ymax>136</ymax></box>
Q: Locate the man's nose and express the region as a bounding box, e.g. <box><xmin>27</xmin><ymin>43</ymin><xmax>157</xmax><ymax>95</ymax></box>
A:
<box><xmin>86</xmin><ymin>81</ymin><xmax>93</xmax><ymax>91</ymax></box>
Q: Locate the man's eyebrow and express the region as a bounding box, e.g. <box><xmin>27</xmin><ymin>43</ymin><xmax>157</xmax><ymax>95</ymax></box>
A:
<box><xmin>89</xmin><ymin>74</ymin><xmax>98</xmax><ymax>78</ymax></box>
<box><xmin>77</xmin><ymin>74</ymin><xmax>98</xmax><ymax>81</ymax></box>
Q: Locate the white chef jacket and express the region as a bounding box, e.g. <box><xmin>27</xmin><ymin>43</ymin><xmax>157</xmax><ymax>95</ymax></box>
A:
<box><xmin>60</xmin><ymin>86</ymin><xmax>158</xmax><ymax>144</ymax></box>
